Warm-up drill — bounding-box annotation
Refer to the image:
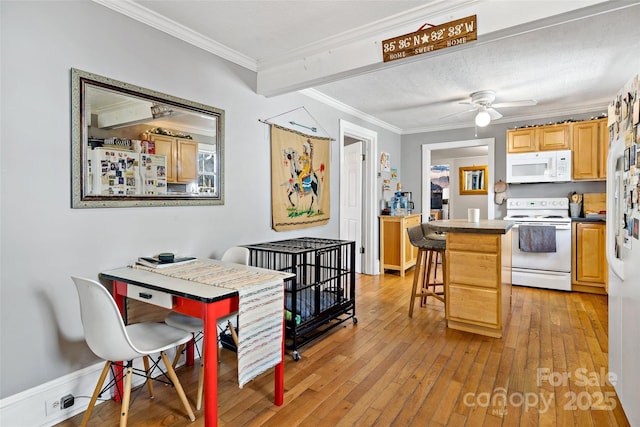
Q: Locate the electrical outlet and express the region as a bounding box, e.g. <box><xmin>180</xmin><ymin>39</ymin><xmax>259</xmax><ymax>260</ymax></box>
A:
<box><xmin>44</xmin><ymin>394</ymin><xmax>74</xmax><ymax>416</ymax></box>
<box><xmin>44</xmin><ymin>397</ymin><xmax>60</xmax><ymax>416</ymax></box>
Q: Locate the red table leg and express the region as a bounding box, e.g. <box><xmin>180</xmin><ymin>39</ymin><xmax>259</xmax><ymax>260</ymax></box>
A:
<box><xmin>274</xmin><ymin>318</ymin><xmax>285</xmax><ymax>406</ymax></box>
<box><xmin>202</xmin><ymin>302</ymin><xmax>219</xmax><ymax>426</ymax></box>
<box><xmin>111</xmin><ymin>281</ymin><xmax>128</xmax><ymax>403</ymax></box>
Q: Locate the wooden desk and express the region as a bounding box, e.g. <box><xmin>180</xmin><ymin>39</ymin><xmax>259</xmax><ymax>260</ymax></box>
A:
<box><xmin>101</xmin><ymin>260</ymin><xmax>287</xmax><ymax>426</ymax></box>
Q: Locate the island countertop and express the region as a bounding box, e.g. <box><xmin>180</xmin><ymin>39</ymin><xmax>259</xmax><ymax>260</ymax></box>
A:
<box><xmin>427</xmin><ymin>219</ymin><xmax>514</xmax><ymax>234</ymax></box>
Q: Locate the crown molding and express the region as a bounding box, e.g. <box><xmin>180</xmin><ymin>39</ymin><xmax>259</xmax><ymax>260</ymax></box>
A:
<box><xmin>92</xmin><ymin>0</ymin><xmax>257</xmax><ymax>71</ymax></box>
<box><xmin>300</xmin><ymin>89</ymin><xmax>402</xmax><ymax>135</ymax></box>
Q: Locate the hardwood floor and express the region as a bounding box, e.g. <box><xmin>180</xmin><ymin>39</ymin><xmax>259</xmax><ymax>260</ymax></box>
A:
<box><xmin>56</xmin><ymin>272</ymin><xmax>630</xmax><ymax>426</ymax></box>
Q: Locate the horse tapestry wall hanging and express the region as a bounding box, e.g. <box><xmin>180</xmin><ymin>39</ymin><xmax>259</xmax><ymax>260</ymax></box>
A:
<box><xmin>270</xmin><ymin>124</ymin><xmax>330</xmax><ymax>231</ymax></box>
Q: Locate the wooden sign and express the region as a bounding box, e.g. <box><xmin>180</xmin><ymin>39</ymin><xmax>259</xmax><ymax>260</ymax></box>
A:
<box><xmin>381</xmin><ymin>15</ymin><xmax>477</xmax><ymax>63</ymax></box>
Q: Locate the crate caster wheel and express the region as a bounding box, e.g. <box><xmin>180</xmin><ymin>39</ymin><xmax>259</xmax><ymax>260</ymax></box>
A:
<box><xmin>292</xmin><ymin>351</ymin><xmax>301</xmax><ymax>361</ymax></box>
<box><xmin>353</xmin><ymin>317</ymin><xmax>358</xmax><ymax>324</ymax></box>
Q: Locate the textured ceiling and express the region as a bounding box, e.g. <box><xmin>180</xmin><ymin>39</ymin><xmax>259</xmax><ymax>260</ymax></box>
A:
<box><xmin>315</xmin><ymin>5</ymin><xmax>640</xmax><ymax>132</ymax></box>
<box><xmin>100</xmin><ymin>0</ymin><xmax>640</xmax><ymax>134</ymax></box>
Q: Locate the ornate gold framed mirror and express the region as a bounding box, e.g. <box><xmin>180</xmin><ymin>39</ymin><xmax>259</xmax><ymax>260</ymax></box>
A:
<box><xmin>459</xmin><ymin>165</ymin><xmax>488</xmax><ymax>195</ymax></box>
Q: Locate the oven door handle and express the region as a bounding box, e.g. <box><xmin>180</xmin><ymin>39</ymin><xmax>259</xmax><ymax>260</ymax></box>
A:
<box><xmin>512</xmin><ymin>223</ymin><xmax>571</xmax><ymax>230</ymax></box>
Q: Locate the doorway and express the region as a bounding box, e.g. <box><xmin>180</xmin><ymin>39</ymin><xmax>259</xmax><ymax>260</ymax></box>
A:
<box><xmin>339</xmin><ymin>120</ymin><xmax>378</xmax><ymax>275</ymax></box>
<box><xmin>421</xmin><ymin>138</ymin><xmax>496</xmax><ymax>220</ymax></box>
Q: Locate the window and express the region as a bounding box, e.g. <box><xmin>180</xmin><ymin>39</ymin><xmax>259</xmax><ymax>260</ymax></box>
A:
<box><xmin>198</xmin><ymin>143</ymin><xmax>218</xmax><ymax>195</ymax></box>
<box><xmin>430</xmin><ymin>164</ymin><xmax>450</xmax><ymax>209</ymax></box>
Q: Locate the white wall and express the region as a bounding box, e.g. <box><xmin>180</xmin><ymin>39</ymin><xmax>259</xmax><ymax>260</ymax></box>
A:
<box><xmin>0</xmin><ymin>1</ymin><xmax>401</xmax><ymax>400</ymax></box>
<box><xmin>449</xmin><ymin>155</ymin><xmax>489</xmax><ymax>220</ymax></box>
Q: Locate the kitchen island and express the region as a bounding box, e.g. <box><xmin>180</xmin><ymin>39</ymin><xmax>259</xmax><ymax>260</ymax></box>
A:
<box><xmin>428</xmin><ymin>219</ymin><xmax>514</xmax><ymax>338</ymax></box>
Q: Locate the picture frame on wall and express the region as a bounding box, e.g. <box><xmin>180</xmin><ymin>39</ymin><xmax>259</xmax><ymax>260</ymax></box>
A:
<box><xmin>380</xmin><ymin>152</ymin><xmax>390</xmax><ymax>172</ymax></box>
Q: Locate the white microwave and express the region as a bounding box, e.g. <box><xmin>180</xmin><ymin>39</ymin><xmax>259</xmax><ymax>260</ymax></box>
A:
<box><xmin>506</xmin><ymin>149</ymin><xmax>572</xmax><ymax>183</ymax></box>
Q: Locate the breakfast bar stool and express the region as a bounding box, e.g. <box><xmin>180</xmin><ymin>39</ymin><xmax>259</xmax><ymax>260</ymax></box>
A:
<box><xmin>407</xmin><ymin>224</ymin><xmax>447</xmax><ymax>317</ymax></box>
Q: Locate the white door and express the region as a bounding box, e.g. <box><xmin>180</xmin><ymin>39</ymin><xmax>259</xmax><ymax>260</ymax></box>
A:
<box><xmin>342</xmin><ymin>141</ymin><xmax>363</xmax><ymax>272</ymax></box>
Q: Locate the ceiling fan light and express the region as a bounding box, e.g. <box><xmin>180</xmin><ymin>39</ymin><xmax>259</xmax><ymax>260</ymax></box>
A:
<box><xmin>475</xmin><ymin>109</ymin><xmax>491</xmax><ymax>127</ymax></box>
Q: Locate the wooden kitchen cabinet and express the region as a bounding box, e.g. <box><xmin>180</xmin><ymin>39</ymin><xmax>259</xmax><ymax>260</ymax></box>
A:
<box><xmin>379</xmin><ymin>213</ymin><xmax>422</xmax><ymax>277</ymax></box>
<box><xmin>507</xmin><ymin>128</ymin><xmax>537</xmax><ymax>153</ymax></box>
<box><xmin>537</xmin><ymin>123</ymin><xmax>571</xmax><ymax>151</ymax></box>
<box><xmin>506</xmin><ymin>123</ymin><xmax>571</xmax><ymax>153</ymax></box>
<box><xmin>146</xmin><ymin>134</ymin><xmax>199</xmax><ymax>183</ymax></box>
<box><xmin>572</xmin><ymin>118</ymin><xmax>608</xmax><ymax>180</ymax></box>
<box><xmin>572</xmin><ymin>221</ymin><xmax>608</xmax><ymax>294</ymax></box>
<box><xmin>599</xmin><ymin>118</ymin><xmax>609</xmax><ymax>179</ymax></box>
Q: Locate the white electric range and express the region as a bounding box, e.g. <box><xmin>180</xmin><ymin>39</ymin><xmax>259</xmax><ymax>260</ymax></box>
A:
<box><xmin>504</xmin><ymin>197</ymin><xmax>572</xmax><ymax>291</ymax></box>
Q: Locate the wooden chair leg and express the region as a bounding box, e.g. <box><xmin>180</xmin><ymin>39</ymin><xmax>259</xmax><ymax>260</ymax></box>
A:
<box><xmin>80</xmin><ymin>361</ymin><xmax>111</xmax><ymax>427</ymax></box>
<box><xmin>160</xmin><ymin>351</ymin><xmax>196</xmax><ymax>421</ymax></box>
<box><xmin>120</xmin><ymin>362</ymin><xmax>133</xmax><ymax>427</ymax></box>
<box><xmin>430</xmin><ymin>250</ymin><xmax>446</xmax><ymax>304</ymax></box>
<box><xmin>433</xmin><ymin>251</ymin><xmax>439</xmax><ymax>284</ymax></box>
<box><xmin>422</xmin><ymin>250</ymin><xmax>435</xmax><ymax>307</ymax></box>
<box><xmin>196</xmin><ymin>347</ymin><xmax>205</xmax><ymax>410</ymax></box>
<box><xmin>172</xmin><ymin>343</ymin><xmax>185</xmax><ymax>368</ymax></box>
<box><xmin>409</xmin><ymin>248</ymin><xmax>426</xmax><ymax>317</ymax></box>
<box><xmin>228</xmin><ymin>320</ymin><xmax>239</xmax><ymax>348</ymax></box>
<box><xmin>142</xmin><ymin>356</ymin><xmax>154</xmax><ymax>398</ymax></box>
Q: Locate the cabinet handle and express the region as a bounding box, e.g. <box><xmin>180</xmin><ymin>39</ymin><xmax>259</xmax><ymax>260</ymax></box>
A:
<box><xmin>138</xmin><ymin>292</ymin><xmax>152</xmax><ymax>299</ymax></box>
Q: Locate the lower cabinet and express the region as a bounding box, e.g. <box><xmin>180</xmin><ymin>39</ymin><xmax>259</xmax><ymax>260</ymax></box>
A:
<box><xmin>572</xmin><ymin>222</ymin><xmax>608</xmax><ymax>294</ymax></box>
<box><xmin>379</xmin><ymin>213</ymin><xmax>421</xmax><ymax>277</ymax></box>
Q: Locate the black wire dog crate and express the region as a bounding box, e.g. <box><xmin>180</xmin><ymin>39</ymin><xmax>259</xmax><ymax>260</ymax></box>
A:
<box><xmin>242</xmin><ymin>237</ymin><xmax>357</xmax><ymax>360</ymax></box>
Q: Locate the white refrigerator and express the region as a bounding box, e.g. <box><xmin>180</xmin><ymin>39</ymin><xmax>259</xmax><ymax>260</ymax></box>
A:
<box><xmin>90</xmin><ymin>147</ymin><xmax>140</xmax><ymax>196</ymax></box>
<box><xmin>606</xmin><ymin>74</ymin><xmax>640</xmax><ymax>426</ymax></box>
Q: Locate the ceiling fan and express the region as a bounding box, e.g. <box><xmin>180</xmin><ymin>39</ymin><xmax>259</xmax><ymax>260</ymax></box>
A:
<box><xmin>442</xmin><ymin>90</ymin><xmax>537</xmax><ymax>127</ymax></box>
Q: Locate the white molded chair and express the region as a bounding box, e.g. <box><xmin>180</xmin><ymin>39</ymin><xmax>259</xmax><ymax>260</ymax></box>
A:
<box><xmin>71</xmin><ymin>276</ymin><xmax>195</xmax><ymax>427</ymax></box>
<box><xmin>164</xmin><ymin>246</ymin><xmax>249</xmax><ymax>409</ymax></box>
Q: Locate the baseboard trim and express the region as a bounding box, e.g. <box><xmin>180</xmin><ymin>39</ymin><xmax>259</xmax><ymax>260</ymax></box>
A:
<box><xmin>0</xmin><ymin>361</ymin><xmax>106</xmax><ymax>426</ymax></box>
<box><xmin>0</xmin><ymin>346</ymin><xmax>191</xmax><ymax>427</ymax></box>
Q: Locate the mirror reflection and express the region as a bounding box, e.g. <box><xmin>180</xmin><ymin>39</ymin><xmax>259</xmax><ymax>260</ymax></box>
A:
<box><xmin>71</xmin><ymin>68</ymin><xmax>224</xmax><ymax>208</ymax></box>
<box><xmin>459</xmin><ymin>165</ymin><xmax>488</xmax><ymax>195</ymax></box>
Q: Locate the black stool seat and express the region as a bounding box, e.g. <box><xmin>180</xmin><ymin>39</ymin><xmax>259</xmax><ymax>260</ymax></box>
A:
<box><xmin>407</xmin><ymin>224</ymin><xmax>447</xmax><ymax>317</ymax></box>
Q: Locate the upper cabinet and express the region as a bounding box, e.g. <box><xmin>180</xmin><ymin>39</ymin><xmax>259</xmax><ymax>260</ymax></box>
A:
<box><xmin>146</xmin><ymin>134</ymin><xmax>199</xmax><ymax>184</ymax></box>
<box><xmin>507</xmin><ymin>123</ymin><xmax>571</xmax><ymax>153</ymax></box>
<box><xmin>507</xmin><ymin>118</ymin><xmax>609</xmax><ymax>181</ymax></box>
<box><xmin>599</xmin><ymin>118</ymin><xmax>609</xmax><ymax>180</ymax></box>
<box><xmin>507</xmin><ymin>128</ymin><xmax>537</xmax><ymax>153</ymax></box>
<box><xmin>537</xmin><ymin>123</ymin><xmax>571</xmax><ymax>151</ymax></box>
<box><xmin>572</xmin><ymin>118</ymin><xmax>608</xmax><ymax>181</ymax></box>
